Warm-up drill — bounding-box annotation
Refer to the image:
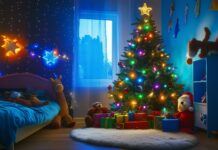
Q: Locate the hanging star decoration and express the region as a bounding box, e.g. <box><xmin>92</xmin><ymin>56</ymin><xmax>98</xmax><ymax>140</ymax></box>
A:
<box><xmin>138</xmin><ymin>3</ymin><xmax>152</xmax><ymax>16</ymax></box>
<box><xmin>42</xmin><ymin>50</ymin><xmax>59</xmax><ymax>66</ymax></box>
<box><xmin>1</xmin><ymin>35</ymin><xmax>24</xmax><ymax>58</ymax></box>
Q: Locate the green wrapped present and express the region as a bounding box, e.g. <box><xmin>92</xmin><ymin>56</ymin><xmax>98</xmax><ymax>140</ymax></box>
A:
<box><xmin>106</xmin><ymin>117</ymin><xmax>116</xmax><ymax>128</ymax></box>
<box><xmin>100</xmin><ymin>117</ymin><xmax>106</xmax><ymax>128</ymax></box>
<box><xmin>154</xmin><ymin>116</ymin><xmax>165</xmax><ymax>129</ymax></box>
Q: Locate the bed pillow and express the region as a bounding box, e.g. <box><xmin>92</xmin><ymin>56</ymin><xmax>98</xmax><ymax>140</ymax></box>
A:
<box><xmin>25</xmin><ymin>89</ymin><xmax>50</xmax><ymax>100</ymax></box>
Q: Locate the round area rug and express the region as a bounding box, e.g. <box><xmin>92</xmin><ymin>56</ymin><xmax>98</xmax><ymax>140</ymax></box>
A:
<box><xmin>71</xmin><ymin>128</ymin><xmax>198</xmax><ymax>150</ymax></box>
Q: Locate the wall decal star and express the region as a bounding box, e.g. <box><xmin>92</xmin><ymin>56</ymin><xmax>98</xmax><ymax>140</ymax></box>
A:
<box><xmin>138</xmin><ymin>3</ymin><xmax>152</xmax><ymax>16</ymax></box>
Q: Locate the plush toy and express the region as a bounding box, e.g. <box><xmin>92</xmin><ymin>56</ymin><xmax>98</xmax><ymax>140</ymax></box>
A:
<box><xmin>85</xmin><ymin>102</ymin><xmax>109</xmax><ymax>127</ymax></box>
<box><xmin>50</xmin><ymin>75</ymin><xmax>76</xmax><ymax>128</ymax></box>
<box><xmin>4</xmin><ymin>91</ymin><xmax>49</xmax><ymax>107</ymax></box>
<box><xmin>187</xmin><ymin>27</ymin><xmax>218</xmax><ymax>64</ymax></box>
<box><xmin>175</xmin><ymin>92</ymin><xmax>194</xmax><ymax>134</ymax></box>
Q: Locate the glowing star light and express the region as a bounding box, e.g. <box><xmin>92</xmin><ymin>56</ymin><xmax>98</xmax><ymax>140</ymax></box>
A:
<box><xmin>42</xmin><ymin>50</ymin><xmax>59</xmax><ymax>66</ymax></box>
<box><xmin>138</xmin><ymin>3</ymin><xmax>152</xmax><ymax>16</ymax></box>
<box><xmin>1</xmin><ymin>35</ymin><xmax>24</xmax><ymax>58</ymax></box>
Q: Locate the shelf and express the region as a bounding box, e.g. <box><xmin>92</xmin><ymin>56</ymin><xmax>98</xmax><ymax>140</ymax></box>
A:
<box><xmin>194</xmin><ymin>80</ymin><xmax>206</xmax><ymax>83</ymax></box>
<box><xmin>194</xmin><ymin>102</ymin><xmax>207</xmax><ymax>106</ymax></box>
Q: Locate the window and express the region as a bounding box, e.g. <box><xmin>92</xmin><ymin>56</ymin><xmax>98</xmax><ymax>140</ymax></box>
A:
<box><xmin>75</xmin><ymin>12</ymin><xmax>118</xmax><ymax>87</ymax></box>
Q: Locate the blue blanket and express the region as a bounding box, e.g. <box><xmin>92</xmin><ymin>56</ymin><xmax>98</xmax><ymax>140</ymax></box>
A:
<box><xmin>0</xmin><ymin>100</ymin><xmax>60</xmax><ymax>147</ymax></box>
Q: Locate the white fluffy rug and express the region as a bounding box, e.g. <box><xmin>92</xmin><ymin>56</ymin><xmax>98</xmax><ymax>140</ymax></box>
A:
<box><xmin>71</xmin><ymin>128</ymin><xmax>198</xmax><ymax>150</ymax></box>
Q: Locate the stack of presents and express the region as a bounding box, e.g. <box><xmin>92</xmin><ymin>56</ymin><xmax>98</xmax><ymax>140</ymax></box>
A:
<box><xmin>93</xmin><ymin>111</ymin><xmax>180</xmax><ymax>132</ymax></box>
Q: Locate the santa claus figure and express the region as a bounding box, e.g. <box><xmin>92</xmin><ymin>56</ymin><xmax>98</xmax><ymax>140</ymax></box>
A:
<box><xmin>175</xmin><ymin>92</ymin><xmax>194</xmax><ymax>134</ymax></box>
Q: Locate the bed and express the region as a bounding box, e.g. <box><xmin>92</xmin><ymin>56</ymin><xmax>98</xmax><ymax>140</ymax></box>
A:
<box><xmin>0</xmin><ymin>73</ymin><xmax>60</xmax><ymax>150</ymax></box>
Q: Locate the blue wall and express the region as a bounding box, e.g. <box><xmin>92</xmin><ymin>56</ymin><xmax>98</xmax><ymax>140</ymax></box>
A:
<box><xmin>162</xmin><ymin>0</ymin><xmax>218</xmax><ymax>91</ymax></box>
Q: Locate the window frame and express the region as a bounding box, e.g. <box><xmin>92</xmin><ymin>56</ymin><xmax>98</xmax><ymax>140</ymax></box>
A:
<box><xmin>75</xmin><ymin>11</ymin><xmax>118</xmax><ymax>87</ymax></box>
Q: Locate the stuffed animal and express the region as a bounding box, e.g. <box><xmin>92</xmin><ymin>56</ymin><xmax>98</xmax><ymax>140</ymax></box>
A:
<box><xmin>175</xmin><ymin>92</ymin><xmax>194</xmax><ymax>134</ymax></box>
<box><xmin>50</xmin><ymin>75</ymin><xmax>76</xmax><ymax>128</ymax></box>
<box><xmin>187</xmin><ymin>27</ymin><xmax>218</xmax><ymax>64</ymax></box>
<box><xmin>85</xmin><ymin>102</ymin><xmax>109</xmax><ymax>127</ymax></box>
<box><xmin>5</xmin><ymin>91</ymin><xmax>49</xmax><ymax>107</ymax></box>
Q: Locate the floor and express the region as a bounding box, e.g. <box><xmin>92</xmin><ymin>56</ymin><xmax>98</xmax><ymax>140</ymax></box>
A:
<box><xmin>14</xmin><ymin>121</ymin><xmax>218</xmax><ymax>150</ymax></box>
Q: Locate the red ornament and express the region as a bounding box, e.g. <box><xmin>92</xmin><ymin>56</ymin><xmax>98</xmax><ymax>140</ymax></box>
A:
<box><xmin>123</xmin><ymin>88</ymin><xmax>129</xmax><ymax>94</ymax></box>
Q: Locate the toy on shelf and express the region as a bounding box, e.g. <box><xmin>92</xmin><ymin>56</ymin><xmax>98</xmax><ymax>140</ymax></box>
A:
<box><xmin>50</xmin><ymin>75</ymin><xmax>76</xmax><ymax>128</ymax></box>
<box><xmin>187</xmin><ymin>27</ymin><xmax>218</xmax><ymax>64</ymax></box>
<box><xmin>85</xmin><ymin>102</ymin><xmax>109</xmax><ymax>127</ymax></box>
<box><xmin>175</xmin><ymin>92</ymin><xmax>194</xmax><ymax>134</ymax></box>
<box><xmin>201</xmin><ymin>93</ymin><xmax>207</xmax><ymax>103</ymax></box>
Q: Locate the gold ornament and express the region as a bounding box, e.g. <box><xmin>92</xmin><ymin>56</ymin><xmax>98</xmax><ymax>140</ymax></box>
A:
<box><xmin>138</xmin><ymin>3</ymin><xmax>152</xmax><ymax>16</ymax></box>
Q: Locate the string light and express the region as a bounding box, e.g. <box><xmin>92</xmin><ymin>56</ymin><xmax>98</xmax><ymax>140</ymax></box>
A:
<box><xmin>131</xmin><ymin>100</ymin><xmax>137</xmax><ymax>107</ymax></box>
<box><xmin>130</xmin><ymin>59</ymin><xmax>136</xmax><ymax>65</ymax></box>
<box><xmin>141</xmin><ymin>69</ymin><xmax>146</xmax><ymax>74</ymax></box>
<box><xmin>162</xmin><ymin>63</ymin><xmax>166</xmax><ymax>68</ymax></box>
<box><xmin>127</xmin><ymin>51</ymin><xmax>134</xmax><ymax>57</ymax></box>
<box><xmin>144</xmin><ymin>24</ymin><xmax>150</xmax><ymax>30</ymax></box>
<box><xmin>137</xmin><ymin>77</ymin><xmax>143</xmax><ymax>83</ymax></box>
<box><xmin>137</xmin><ymin>93</ymin><xmax>144</xmax><ymax>99</ymax></box>
<box><xmin>118</xmin><ymin>81</ymin><xmax>124</xmax><ymax>86</ymax></box>
<box><xmin>148</xmin><ymin>91</ymin><xmax>154</xmax><ymax>98</ymax></box>
<box><xmin>153</xmin><ymin>83</ymin><xmax>160</xmax><ymax>90</ymax></box>
<box><xmin>125</xmin><ymin>77</ymin><xmax>129</xmax><ymax>82</ymax></box>
<box><xmin>138</xmin><ymin>25</ymin><xmax>142</xmax><ymax>30</ymax></box>
<box><xmin>160</xmin><ymin>53</ymin><xmax>164</xmax><ymax>57</ymax></box>
<box><xmin>136</xmin><ymin>37</ymin><xmax>142</xmax><ymax>43</ymax></box>
<box><xmin>118</xmin><ymin>93</ymin><xmax>124</xmax><ymax>99</ymax></box>
<box><xmin>164</xmin><ymin>84</ymin><xmax>168</xmax><ymax>88</ymax></box>
<box><xmin>160</xmin><ymin>94</ymin><xmax>166</xmax><ymax>101</ymax></box>
<box><xmin>129</xmin><ymin>71</ymin><xmax>137</xmax><ymax>79</ymax></box>
<box><xmin>171</xmin><ymin>92</ymin><xmax>176</xmax><ymax>98</ymax></box>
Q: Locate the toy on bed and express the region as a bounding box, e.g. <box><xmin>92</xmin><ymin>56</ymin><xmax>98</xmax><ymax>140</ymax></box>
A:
<box><xmin>3</xmin><ymin>91</ymin><xmax>49</xmax><ymax>107</ymax></box>
<box><xmin>175</xmin><ymin>92</ymin><xmax>194</xmax><ymax>134</ymax></box>
<box><xmin>85</xmin><ymin>102</ymin><xmax>109</xmax><ymax>127</ymax></box>
<box><xmin>50</xmin><ymin>75</ymin><xmax>76</xmax><ymax>128</ymax></box>
<box><xmin>187</xmin><ymin>27</ymin><xmax>218</xmax><ymax>64</ymax></box>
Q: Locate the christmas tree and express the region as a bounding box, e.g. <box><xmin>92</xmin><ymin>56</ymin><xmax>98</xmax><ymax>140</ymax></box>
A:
<box><xmin>108</xmin><ymin>3</ymin><xmax>183</xmax><ymax>114</ymax></box>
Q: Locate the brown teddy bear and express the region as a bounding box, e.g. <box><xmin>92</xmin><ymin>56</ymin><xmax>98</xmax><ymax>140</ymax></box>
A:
<box><xmin>50</xmin><ymin>75</ymin><xmax>76</xmax><ymax>128</ymax></box>
<box><xmin>85</xmin><ymin>102</ymin><xmax>109</xmax><ymax>127</ymax></box>
<box><xmin>187</xmin><ymin>27</ymin><xmax>218</xmax><ymax>64</ymax></box>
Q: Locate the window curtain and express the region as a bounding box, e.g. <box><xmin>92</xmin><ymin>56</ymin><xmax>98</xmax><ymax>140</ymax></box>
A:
<box><xmin>73</xmin><ymin>0</ymin><xmax>146</xmax><ymax>117</ymax></box>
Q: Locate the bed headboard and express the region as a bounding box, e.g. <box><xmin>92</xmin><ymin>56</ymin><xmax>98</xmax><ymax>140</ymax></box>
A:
<box><xmin>0</xmin><ymin>72</ymin><xmax>56</xmax><ymax>99</ymax></box>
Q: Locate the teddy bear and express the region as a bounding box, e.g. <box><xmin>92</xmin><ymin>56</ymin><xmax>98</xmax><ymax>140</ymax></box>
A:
<box><xmin>50</xmin><ymin>75</ymin><xmax>76</xmax><ymax>128</ymax></box>
<box><xmin>187</xmin><ymin>27</ymin><xmax>218</xmax><ymax>64</ymax></box>
<box><xmin>85</xmin><ymin>102</ymin><xmax>109</xmax><ymax>127</ymax></box>
<box><xmin>175</xmin><ymin>92</ymin><xmax>194</xmax><ymax>134</ymax></box>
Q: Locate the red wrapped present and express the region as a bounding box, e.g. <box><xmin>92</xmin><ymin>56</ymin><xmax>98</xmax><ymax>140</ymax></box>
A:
<box><xmin>124</xmin><ymin>121</ymin><xmax>149</xmax><ymax>129</ymax></box>
<box><xmin>117</xmin><ymin>123</ymin><xmax>124</xmax><ymax>129</ymax></box>
<box><xmin>134</xmin><ymin>113</ymin><xmax>147</xmax><ymax>121</ymax></box>
<box><xmin>150</xmin><ymin>111</ymin><xmax>161</xmax><ymax>116</ymax></box>
<box><xmin>147</xmin><ymin>115</ymin><xmax>155</xmax><ymax>128</ymax></box>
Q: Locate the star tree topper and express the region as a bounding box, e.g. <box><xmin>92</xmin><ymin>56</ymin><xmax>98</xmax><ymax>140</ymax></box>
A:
<box><xmin>138</xmin><ymin>3</ymin><xmax>152</xmax><ymax>16</ymax></box>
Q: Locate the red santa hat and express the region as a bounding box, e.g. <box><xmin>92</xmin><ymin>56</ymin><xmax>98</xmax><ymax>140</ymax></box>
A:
<box><xmin>182</xmin><ymin>92</ymin><xmax>194</xmax><ymax>111</ymax></box>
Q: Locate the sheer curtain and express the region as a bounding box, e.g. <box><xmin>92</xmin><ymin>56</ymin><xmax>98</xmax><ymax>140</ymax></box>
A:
<box><xmin>73</xmin><ymin>0</ymin><xmax>159</xmax><ymax>117</ymax></box>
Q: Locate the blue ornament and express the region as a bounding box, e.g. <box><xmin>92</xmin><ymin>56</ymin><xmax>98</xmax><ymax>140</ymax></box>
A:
<box><xmin>42</xmin><ymin>50</ymin><xmax>59</xmax><ymax>66</ymax></box>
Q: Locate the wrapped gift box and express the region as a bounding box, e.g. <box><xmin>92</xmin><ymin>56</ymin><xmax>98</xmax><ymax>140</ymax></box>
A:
<box><xmin>147</xmin><ymin>115</ymin><xmax>155</xmax><ymax>128</ymax></box>
<box><xmin>128</xmin><ymin>112</ymin><xmax>134</xmax><ymax>121</ymax></box>
<box><xmin>94</xmin><ymin>113</ymin><xmax>110</xmax><ymax>128</ymax></box>
<box><xmin>162</xmin><ymin>119</ymin><xmax>179</xmax><ymax>132</ymax></box>
<box><xmin>124</xmin><ymin>121</ymin><xmax>149</xmax><ymax>129</ymax></box>
<box><xmin>150</xmin><ymin>111</ymin><xmax>161</xmax><ymax>116</ymax></box>
<box><xmin>154</xmin><ymin>116</ymin><xmax>165</xmax><ymax>129</ymax></box>
<box><xmin>134</xmin><ymin>113</ymin><xmax>147</xmax><ymax>121</ymax></box>
<box><xmin>115</xmin><ymin>114</ymin><xmax>128</xmax><ymax>124</ymax></box>
<box><xmin>117</xmin><ymin>123</ymin><xmax>124</xmax><ymax>129</ymax></box>
<box><xmin>100</xmin><ymin>117</ymin><xmax>116</xmax><ymax>128</ymax></box>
